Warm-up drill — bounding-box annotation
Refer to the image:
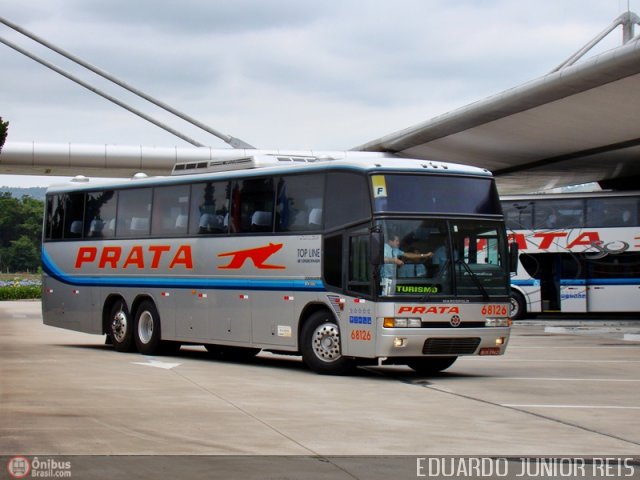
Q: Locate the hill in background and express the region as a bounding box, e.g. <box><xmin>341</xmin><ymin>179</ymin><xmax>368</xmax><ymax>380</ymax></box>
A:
<box><xmin>0</xmin><ymin>187</ymin><xmax>46</xmax><ymax>200</ymax></box>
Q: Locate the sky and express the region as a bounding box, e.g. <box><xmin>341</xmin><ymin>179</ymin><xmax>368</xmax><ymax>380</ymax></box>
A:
<box><xmin>0</xmin><ymin>0</ymin><xmax>635</xmax><ymax>187</ymax></box>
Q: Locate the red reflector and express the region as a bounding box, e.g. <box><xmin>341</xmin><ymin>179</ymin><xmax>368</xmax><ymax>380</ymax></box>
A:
<box><xmin>479</xmin><ymin>347</ymin><xmax>501</xmax><ymax>356</ymax></box>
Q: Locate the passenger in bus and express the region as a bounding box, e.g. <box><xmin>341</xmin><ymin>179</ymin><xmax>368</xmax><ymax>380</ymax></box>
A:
<box><xmin>382</xmin><ymin>235</ymin><xmax>432</xmax><ymax>279</ymax></box>
<box><xmin>398</xmin><ymin>237</ymin><xmax>428</xmax><ymax>278</ymax></box>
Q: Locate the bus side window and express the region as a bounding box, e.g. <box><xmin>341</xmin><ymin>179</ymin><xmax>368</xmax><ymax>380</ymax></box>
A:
<box><xmin>232</xmin><ymin>178</ymin><xmax>275</xmax><ymax>233</ymax></box>
<box><xmin>586</xmin><ymin>197</ymin><xmax>638</xmax><ymax>227</ymax></box>
<box><xmin>324</xmin><ymin>172</ymin><xmax>370</xmax><ymax>230</ymax></box>
<box><xmin>45</xmin><ymin>194</ymin><xmax>65</xmax><ymax>240</ymax></box>
<box><xmin>151</xmin><ymin>185</ymin><xmax>190</xmax><ymax>237</ymax></box>
<box><xmin>347</xmin><ymin>232</ymin><xmax>372</xmax><ymax>296</ymax></box>
<box><xmin>275</xmin><ymin>173</ymin><xmax>324</xmax><ymax>232</ymax></box>
<box><xmin>502</xmin><ymin>202</ymin><xmax>533</xmax><ymax>230</ymax></box>
<box><xmin>63</xmin><ymin>193</ymin><xmax>85</xmax><ymax>239</ymax></box>
<box><xmin>324</xmin><ymin>234</ymin><xmax>343</xmax><ymax>289</ymax></box>
<box><xmin>116</xmin><ymin>188</ymin><xmax>152</xmax><ymax>238</ymax></box>
<box><xmin>84</xmin><ymin>190</ymin><xmax>117</xmax><ymax>238</ymax></box>
<box><xmin>189</xmin><ymin>181</ymin><xmax>230</xmax><ymax>235</ymax></box>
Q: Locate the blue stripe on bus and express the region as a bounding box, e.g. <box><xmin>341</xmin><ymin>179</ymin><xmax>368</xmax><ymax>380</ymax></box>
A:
<box><xmin>511</xmin><ymin>279</ymin><xmax>539</xmax><ymax>287</ymax></box>
<box><xmin>512</xmin><ymin>278</ymin><xmax>640</xmax><ymax>287</ymax></box>
<box><xmin>563</xmin><ymin>278</ymin><xmax>640</xmax><ymax>286</ymax></box>
<box><xmin>42</xmin><ymin>250</ymin><xmax>326</xmax><ymax>292</ymax></box>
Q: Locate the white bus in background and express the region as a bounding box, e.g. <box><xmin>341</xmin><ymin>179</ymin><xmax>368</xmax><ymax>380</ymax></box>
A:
<box><xmin>502</xmin><ymin>191</ymin><xmax>640</xmax><ymax>319</ymax></box>
<box><xmin>42</xmin><ymin>153</ymin><xmax>513</xmax><ymax>375</ymax></box>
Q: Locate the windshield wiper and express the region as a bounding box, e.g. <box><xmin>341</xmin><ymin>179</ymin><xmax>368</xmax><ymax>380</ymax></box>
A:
<box><xmin>418</xmin><ymin>258</ymin><xmax>450</xmax><ymax>303</ymax></box>
<box><xmin>455</xmin><ymin>259</ymin><xmax>489</xmax><ymax>301</ymax></box>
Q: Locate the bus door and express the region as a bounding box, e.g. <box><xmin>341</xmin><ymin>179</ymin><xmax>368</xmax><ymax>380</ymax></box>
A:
<box><xmin>538</xmin><ymin>254</ymin><xmax>560</xmax><ymax>311</ymax></box>
<box><xmin>558</xmin><ymin>254</ymin><xmax>587</xmax><ymax>313</ymax></box>
<box><xmin>538</xmin><ymin>253</ymin><xmax>587</xmax><ymax>312</ymax></box>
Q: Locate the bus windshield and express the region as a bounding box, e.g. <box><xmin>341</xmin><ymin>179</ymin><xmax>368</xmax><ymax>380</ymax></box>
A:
<box><xmin>378</xmin><ymin>219</ymin><xmax>509</xmax><ymax>298</ymax></box>
<box><xmin>372</xmin><ymin>174</ymin><xmax>501</xmax><ymax>215</ymax></box>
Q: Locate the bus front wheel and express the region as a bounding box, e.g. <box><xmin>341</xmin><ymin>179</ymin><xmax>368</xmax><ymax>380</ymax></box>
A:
<box><xmin>108</xmin><ymin>300</ymin><xmax>134</xmax><ymax>352</ymax></box>
<box><xmin>510</xmin><ymin>290</ymin><xmax>526</xmax><ymax>320</ymax></box>
<box><xmin>300</xmin><ymin>311</ymin><xmax>354</xmax><ymax>375</ymax></box>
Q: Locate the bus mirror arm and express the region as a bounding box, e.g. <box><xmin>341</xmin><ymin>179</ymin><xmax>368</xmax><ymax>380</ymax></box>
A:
<box><xmin>509</xmin><ymin>242</ymin><xmax>519</xmax><ymax>273</ymax></box>
<box><xmin>370</xmin><ymin>227</ymin><xmax>383</xmax><ymax>267</ymax></box>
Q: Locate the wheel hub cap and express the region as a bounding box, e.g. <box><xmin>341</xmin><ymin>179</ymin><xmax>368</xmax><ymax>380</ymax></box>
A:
<box><xmin>312</xmin><ymin>323</ymin><xmax>341</xmax><ymax>362</ymax></box>
<box><xmin>112</xmin><ymin>311</ymin><xmax>127</xmax><ymax>342</ymax></box>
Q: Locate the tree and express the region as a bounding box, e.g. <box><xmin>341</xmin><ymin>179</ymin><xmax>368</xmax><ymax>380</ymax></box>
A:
<box><xmin>0</xmin><ymin>117</ymin><xmax>8</xmax><ymax>154</ymax></box>
<box><xmin>0</xmin><ymin>193</ymin><xmax>44</xmax><ymax>272</ymax></box>
<box><xmin>6</xmin><ymin>236</ymin><xmax>39</xmax><ymax>272</ymax></box>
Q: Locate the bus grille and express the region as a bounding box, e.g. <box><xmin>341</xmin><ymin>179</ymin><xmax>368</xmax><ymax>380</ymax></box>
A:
<box><xmin>422</xmin><ymin>338</ymin><xmax>481</xmax><ymax>355</ymax></box>
<box><xmin>422</xmin><ymin>322</ymin><xmax>485</xmax><ymax>329</ymax></box>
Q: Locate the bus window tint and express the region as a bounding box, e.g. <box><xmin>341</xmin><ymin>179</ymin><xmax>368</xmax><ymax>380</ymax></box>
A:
<box><xmin>348</xmin><ymin>232</ymin><xmax>371</xmax><ymax>296</ymax></box>
<box><xmin>116</xmin><ymin>188</ymin><xmax>152</xmax><ymax>238</ymax></box>
<box><xmin>586</xmin><ymin>197</ymin><xmax>638</xmax><ymax>227</ymax></box>
<box><xmin>230</xmin><ymin>178</ymin><xmax>275</xmax><ymax>233</ymax></box>
<box><xmin>45</xmin><ymin>194</ymin><xmax>65</xmax><ymax>240</ymax></box>
<box><xmin>372</xmin><ymin>175</ymin><xmax>501</xmax><ymax>215</ymax></box>
<box><xmin>84</xmin><ymin>191</ymin><xmax>117</xmax><ymax>238</ymax></box>
<box><xmin>502</xmin><ymin>201</ymin><xmax>533</xmax><ymax>230</ymax></box>
<box><xmin>275</xmin><ymin>174</ymin><xmax>324</xmax><ymax>232</ymax></box>
<box><xmin>323</xmin><ymin>234</ymin><xmax>343</xmax><ymax>289</ymax></box>
<box><xmin>152</xmin><ymin>185</ymin><xmax>190</xmax><ymax>236</ymax></box>
<box><xmin>534</xmin><ymin>199</ymin><xmax>584</xmax><ymax>229</ymax></box>
<box><xmin>189</xmin><ymin>181</ymin><xmax>230</xmax><ymax>235</ymax></box>
<box><xmin>63</xmin><ymin>193</ymin><xmax>85</xmax><ymax>239</ymax></box>
<box><xmin>325</xmin><ymin>172</ymin><xmax>370</xmax><ymax>229</ymax></box>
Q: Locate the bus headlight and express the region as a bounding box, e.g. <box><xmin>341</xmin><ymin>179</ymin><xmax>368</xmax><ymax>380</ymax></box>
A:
<box><xmin>383</xmin><ymin>317</ymin><xmax>422</xmax><ymax>328</ymax></box>
<box><xmin>393</xmin><ymin>337</ymin><xmax>407</xmax><ymax>348</ymax></box>
<box><xmin>485</xmin><ymin>318</ymin><xmax>511</xmax><ymax>327</ymax></box>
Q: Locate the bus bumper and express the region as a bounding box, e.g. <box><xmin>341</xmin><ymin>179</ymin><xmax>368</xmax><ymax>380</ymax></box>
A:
<box><xmin>375</xmin><ymin>327</ymin><xmax>510</xmax><ymax>358</ymax></box>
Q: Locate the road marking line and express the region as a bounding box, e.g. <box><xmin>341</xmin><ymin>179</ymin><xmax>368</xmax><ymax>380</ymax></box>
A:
<box><xmin>502</xmin><ymin>404</ymin><xmax>640</xmax><ymax>410</ymax></box>
<box><xmin>132</xmin><ymin>359</ymin><xmax>181</xmax><ymax>370</ymax></box>
<box><xmin>472</xmin><ymin>359</ymin><xmax>640</xmax><ymax>363</ymax></box>
<box><xmin>511</xmin><ymin>346</ymin><xmax>639</xmax><ymax>349</ymax></box>
<box><xmin>496</xmin><ymin>377</ymin><xmax>640</xmax><ymax>382</ymax></box>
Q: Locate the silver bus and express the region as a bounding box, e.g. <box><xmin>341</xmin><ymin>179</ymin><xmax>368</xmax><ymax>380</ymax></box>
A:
<box><xmin>42</xmin><ymin>153</ymin><xmax>513</xmax><ymax>374</ymax></box>
<box><xmin>502</xmin><ymin>191</ymin><xmax>640</xmax><ymax>319</ymax></box>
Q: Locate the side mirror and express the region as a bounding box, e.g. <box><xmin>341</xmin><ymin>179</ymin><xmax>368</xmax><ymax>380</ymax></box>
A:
<box><xmin>370</xmin><ymin>227</ymin><xmax>383</xmax><ymax>266</ymax></box>
<box><xmin>509</xmin><ymin>242</ymin><xmax>519</xmax><ymax>273</ymax></box>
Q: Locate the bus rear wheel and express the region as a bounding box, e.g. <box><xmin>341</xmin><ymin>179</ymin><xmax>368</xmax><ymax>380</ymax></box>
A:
<box><xmin>300</xmin><ymin>311</ymin><xmax>354</xmax><ymax>375</ymax></box>
<box><xmin>407</xmin><ymin>356</ymin><xmax>457</xmax><ymax>374</ymax></box>
<box><xmin>134</xmin><ymin>300</ymin><xmax>164</xmax><ymax>355</ymax></box>
<box><xmin>108</xmin><ymin>300</ymin><xmax>134</xmax><ymax>352</ymax></box>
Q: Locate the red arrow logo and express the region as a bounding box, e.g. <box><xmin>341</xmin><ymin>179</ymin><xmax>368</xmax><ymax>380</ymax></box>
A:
<box><xmin>217</xmin><ymin>243</ymin><xmax>286</xmax><ymax>270</ymax></box>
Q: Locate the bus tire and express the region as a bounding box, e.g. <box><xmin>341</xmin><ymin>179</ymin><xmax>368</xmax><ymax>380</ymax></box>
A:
<box><xmin>108</xmin><ymin>300</ymin><xmax>135</xmax><ymax>353</ymax></box>
<box><xmin>510</xmin><ymin>290</ymin><xmax>526</xmax><ymax>320</ymax></box>
<box><xmin>407</xmin><ymin>356</ymin><xmax>457</xmax><ymax>374</ymax></box>
<box><xmin>300</xmin><ymin>310</ymin><xmax>355</xmax><ymax>375</ymax></box>
<box><xmin>134</xmin><ymin>300</ymin><xmax>163</xmax><ymax>356</ymax></box>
